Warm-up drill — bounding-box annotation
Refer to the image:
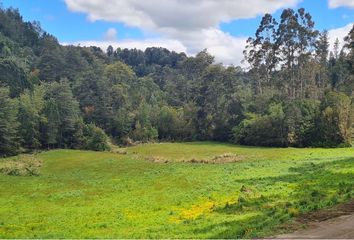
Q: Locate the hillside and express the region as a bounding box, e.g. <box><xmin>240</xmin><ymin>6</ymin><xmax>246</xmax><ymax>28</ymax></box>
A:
<box><xmin>0</xmin><ymin>5</ymin><xmax>354</xmax><ymax>158</ymax></box>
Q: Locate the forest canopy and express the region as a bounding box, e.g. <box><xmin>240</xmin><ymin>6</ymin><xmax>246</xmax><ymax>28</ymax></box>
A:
<box><xmin>0</xmin><ymin>5</ymin><xmax>353</xmax><ymax>156</ymax></box>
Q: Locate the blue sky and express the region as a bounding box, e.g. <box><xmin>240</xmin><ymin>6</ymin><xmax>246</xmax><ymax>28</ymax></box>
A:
<box><xmin>2</xmin><ymin>0</ymin><xmax>353</xmax><ymax>65</ymax></box>
<box><xmin>1</xmin><ymin>0</ymin><xmax>145</xmax><ymax>41</ymax></box>
<box><xmin>221</xmin><ymin>0</ymin><xmax>354</xmax><ymax>37</ymax></box>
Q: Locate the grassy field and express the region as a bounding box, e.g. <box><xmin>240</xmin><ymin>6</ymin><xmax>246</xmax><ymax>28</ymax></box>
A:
<box><xmin>0</xmin><ymin>142</ymin><xmax>353</xmax><ymax>238</ymax></box>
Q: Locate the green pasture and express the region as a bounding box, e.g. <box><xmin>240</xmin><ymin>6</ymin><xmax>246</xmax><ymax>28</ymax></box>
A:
<box><xmin>0</xmin><ymin>142</ymin><xmax>353</xmax><ymax>238</ymax></box>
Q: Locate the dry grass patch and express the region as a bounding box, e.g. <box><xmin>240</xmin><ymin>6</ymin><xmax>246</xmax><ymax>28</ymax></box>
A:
<box><xmin>144</xmin><ymin>156</ymin><xmax>171</xmax><ymax>163</ymax></box>
<box><xmin>0</xmin><ymin>154</ymin><xmax>42</xmax><ymax>176</ymax></box>
<box><xmin>186</xmin><ymin>153</ymin><xmax>244</xmax><ymax>164</ymax></box>
<box><xmin>110</xmin><ymin>148</ymin><xmax>128</xmax><ymax>155</ymax></box>
<box><xmin>145</xmin><ymin>153</ymin><xmax>244</xmax><ymax>164</ymax></box>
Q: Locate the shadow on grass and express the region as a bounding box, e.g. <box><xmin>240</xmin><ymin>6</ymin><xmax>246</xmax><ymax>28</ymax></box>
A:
<box><xmin>192</xmin><ymin>157</ymin><xmax>354</xmax><ymax>239</ymax></box>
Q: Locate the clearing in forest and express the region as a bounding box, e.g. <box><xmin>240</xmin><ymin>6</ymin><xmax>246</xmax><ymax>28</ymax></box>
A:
<box><xmin>0</xmin><ymin>142</ymin><xmax>353</xmax><ymax>238</ymax></box>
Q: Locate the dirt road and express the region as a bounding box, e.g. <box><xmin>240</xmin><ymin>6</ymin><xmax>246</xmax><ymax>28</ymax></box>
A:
<box><xmin>276</xmin><ymin>200</ymin><xmax>354</xmax><ymax>239</ymax></box>
<box><xmin>277</xmin><ymin>213</ymin><xmax>354</xmax><ymax>239</ymax></box>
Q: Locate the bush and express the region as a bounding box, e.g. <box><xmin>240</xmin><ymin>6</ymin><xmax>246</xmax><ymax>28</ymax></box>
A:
<box><xmin>83</xmin><ymin>124</ymin><xmax>110</xmax><ymax>151</ymax></box>
<box><xmin>233</xmin><ymin>103</ymin><xmax>288</xmax><ymax>147</ymax></box>
<box><xmin>315</xmin><ymin>91</ymin><xmax>353</xmax><ymax>147</ymax></box>
<box><xmin>157</xmin><ymin>106</ymin><xmax>191</xmax><ymax>140</ymax></box>
<box><xmin>285</xmin><ymin>99</ymin><xmax>319</xmax><ymax>147</ymax></box>
<box><xmin>129</xmin><ymin>121</ymin><xmax>158</xmax><ymax>142</ymax></box>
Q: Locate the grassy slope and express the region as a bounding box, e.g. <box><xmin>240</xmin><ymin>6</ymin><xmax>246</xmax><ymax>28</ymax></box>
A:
<box><xmin>0</xmin><ymin>142</ymin><xmax>353</xmax><ymax>238</ymax></box>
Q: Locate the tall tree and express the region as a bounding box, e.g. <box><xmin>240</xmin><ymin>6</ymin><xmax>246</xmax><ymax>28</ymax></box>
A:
<box><xmin>18</xmin><ymin>86</ymin><xmax>45</xmax><ymax>149</ymax></box>
<box><xmin>43</xmin><ymin>80</ymin><xmax>82</xmax><ymax>148</ymax></box>
<box><xmin>276</xmin><ymin>8</ymin><xmax>318</xmax><ymax>98</ymax></box>
<box><xmin>0</xmin><ymin>58</ymin><xmax>31</xmax><ymax>97</ymax></box>
<box><xmin>317</xmin><ymin>91</ymin><xmax>353</xmax><ymax>147</ymax></box>
<box><xmin>244</xmin><ymin>13</ymin><xmax>278</xmax><ymax>95</ymax></box>
<box><xmin>0</xmin><ymin>88</ymin><xmax>20</xmax><ymax>156</ymax></box>
<box><xmin>343</xmin><ymin>24</ymin><xmax>354</xmax><ymax>95</ymax></box>
<box><xmin>314</xmin><ymin>30</ymin><xmax>330</xmax><ymax>94</ymax></box>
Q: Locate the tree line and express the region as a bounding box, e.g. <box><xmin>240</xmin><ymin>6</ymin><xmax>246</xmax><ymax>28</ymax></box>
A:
<box><xmin>0</xmin><ymin>5</ymin><xmax>353</xmax><ymax>156</ymax></box>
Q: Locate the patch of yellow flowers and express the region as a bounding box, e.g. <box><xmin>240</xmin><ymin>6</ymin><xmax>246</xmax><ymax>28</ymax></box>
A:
<box><xmin>170</xmin><ymin>197</ymin><xmax>238</xmax><ymax>223</ymax></box>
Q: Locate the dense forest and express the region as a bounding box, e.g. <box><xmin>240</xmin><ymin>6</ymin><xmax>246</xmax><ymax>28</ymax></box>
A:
<box><xmin>0</xmin><ymin>5</ymin><xmax>353</xmax><ymax>157</ymax></box>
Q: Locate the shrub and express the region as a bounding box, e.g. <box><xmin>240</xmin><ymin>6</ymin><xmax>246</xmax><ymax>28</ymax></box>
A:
<box><xmin>83</xmin><ymin>124</ymin><xmax>110</xmax><ymax>151</ymax></box>
<box><xmin>233</xmin><ymin>103</ymin><xmax>288</xmax><ymax>147</ymax></box>
<box><xmin>156</xmin><ymin>105</ymin><xmax>196</xmax><ymax>141</ymax></box>
<box><xmin>129</xmin><ymin>121</ymin><xmax>158</xmax><ymax>142</ymax></box>
<box><xmin>315</xmin><ymin>91</ymin><xmax>353</xmax><ymax>147</ymax></box>
<box><xmin>285</xmin><ymin>99</ymin><xmax>320</xmax><ymax>147</ymax></box>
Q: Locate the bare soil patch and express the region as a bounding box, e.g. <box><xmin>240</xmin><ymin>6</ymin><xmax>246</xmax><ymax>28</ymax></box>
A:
<box><xmin>276</xmin><ymin>200</ymin><xmax>354</xmax><ymax>239</ymax></box>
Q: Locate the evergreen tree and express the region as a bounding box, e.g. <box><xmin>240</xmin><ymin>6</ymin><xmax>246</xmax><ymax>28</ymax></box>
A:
<box><xmin>317</xmin><ymin>91</ymin><xmax>353</xmax><ymax>147</ymax></box>
<box><xmin>18</xmin><ymin>86</ymin><xmax>45</xmax><ymax>149</ymax></box>
<box><xmin>0</xmin><ymin>88</ymin><xmax>20</xmax><ymax>156</ymax></box>
<box><xmin>43</xmin><ymin>80</ymin><xmax>82</xmax><ymax>148</ymax></box>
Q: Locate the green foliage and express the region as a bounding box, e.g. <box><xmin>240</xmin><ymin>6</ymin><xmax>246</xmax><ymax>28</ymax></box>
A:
<box><xmin>37</xmin><ymin>35</ymin><xmax>65</xmax><ymax>82</ymax></box>
<box><xmin>129</xmin><ymin>121</ymin><xmax>158</xmax><ymax>142</ymax></box>
<box><xmin>114</xmin><ymin>47</ymin><xmax>186</xmax><ymax>76</ymax></box>
<box><xmin>316</xmin><ymin>91</ymin><xmax>353</xmax><ymax>147</ymax></box>
<box><xmin>104</xmin><ymin>61</ymin><xmax>135</xmax><ymax>85</ymax></box>
<box><xmin>83</xmin><ymin>124</ymin><xmax>110</xmax><ymax>151</ymax></box>
<box><xmin>233</xmin><ymin>103</ymin><xmax>287</xmax><ymax>147</ymax></box>
<box><xmin>157</xmin><ymin>106</ymin><xmax>190</xmax><ymax>140</ymax></box>
<box><xmin>112</xmin><ymin>108</ymin><xmax>134</xmax><ymax>141</ymax></box>
<box><xmin>0</xmin><ymin>7</ymin><xmax>41</xmax><ymax>48</ymax></box>
<box><xmin>285</xmin><ymin>99</ymin><xmax>320</xmax><ymax>147</ymax></box>
<box><xmin>0</xmin><ymin>88</ymin><xmax>20</xmax><ymax>156</ymax></box>
<box><xmin>0</xmin><ymin>33</ymin><xmax>15</xmax><ymax>57</ymax></box>
<box><xmin>42</xmin><ymin>81</ymin><xmax>82</xmax><ymax>148</ymax></box>
<box><xmin>0</xmin><ymin>58</ymin><xmax>31</xmax><ymax>97</ymax></box>
<box><xmin>43</xmin><ymin>98</ymin><xmax>60</xmax><ymax>147</ymax></box>
<box><xmin>0</xmin><ymin>4</ymin><xmax>354</xmax><ymax>153</ymax></box>
<box><xmin>18</xmin><ymin>86</ymin><xmax>46</xmax><ymax>149</ymax></box>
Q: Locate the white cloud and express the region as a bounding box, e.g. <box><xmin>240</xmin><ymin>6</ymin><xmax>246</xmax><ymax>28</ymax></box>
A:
<box><xmin>329</xmin><ymin>0</ymin><xmax>354</xmax><ymax>8</ymax></box>
<box><xmin>63</xmin><ymin>32</ymin><xmax>247</xmax><ymax>66</ymax></box>
<box><xmin>179</xmin><ymin>28</ymin><xmax>248</xmax><ymax>65</ymax></box>
<box><xmin>104</xmin><ymin>28</ymin><xmax>118</xmax><ymax>41</ymax></box>
<box><xmin>328</xmin><ymin>23</ymin><xmax>353</xmax><ymax>51</ymax></box>
<box><xmin>64</xmin><ymin>0</ymin><xmax>300</xmax><ymax>65</ymax></box>
<box><xmin>64</xmin><ymin>0</ymin><xmax>299</xmax><ymax>31</ymax></box>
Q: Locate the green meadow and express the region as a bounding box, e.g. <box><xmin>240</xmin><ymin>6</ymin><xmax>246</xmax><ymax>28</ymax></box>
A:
<box><xmin>0</xmin><ymin>142</ymin><xmax>353</xmax><ymax>238</ymax></box>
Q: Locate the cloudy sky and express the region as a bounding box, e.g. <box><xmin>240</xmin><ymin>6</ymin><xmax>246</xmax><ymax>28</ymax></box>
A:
<box><xmin>2</xmin><ymin>0</ymin><xmax>353</xmax><ymax>65</ymax></box>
